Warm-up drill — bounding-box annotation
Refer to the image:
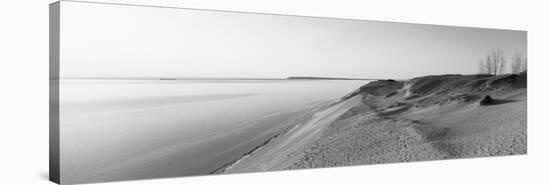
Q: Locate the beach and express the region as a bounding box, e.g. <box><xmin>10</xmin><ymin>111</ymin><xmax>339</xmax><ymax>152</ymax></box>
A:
<box><xmin>223</xmin><ymin>72</ymin><xmax>527</xmax><ymax>173</ymax></box>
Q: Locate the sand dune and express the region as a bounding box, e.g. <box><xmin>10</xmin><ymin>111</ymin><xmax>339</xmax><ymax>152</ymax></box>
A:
<box><xmin>223</xmin><ymin>72</ymin><xmax>527</xmax><ymax>173</ymax></box>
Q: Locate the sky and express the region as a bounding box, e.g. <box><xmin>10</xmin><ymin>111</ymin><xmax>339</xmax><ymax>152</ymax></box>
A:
<box><xmin>59</xmin><ymin>1</ymin><xmax>527</xmax><ymax>79</ymax></box>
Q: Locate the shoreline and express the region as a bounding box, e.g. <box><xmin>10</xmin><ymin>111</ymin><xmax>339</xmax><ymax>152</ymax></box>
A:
<box><xmin>209</xmin><ymin>100</ymin><xmax>340</xmax><ymax>174</ymax></box>
<box><xmin>222</xmin><ymin>95</ymin><xmax>365</xmax><ymax>173</ymax></box>
<box><xmin>210</xmin><ymin>125</ymin><xmax>295</xmax><ymax>174</ymax></box>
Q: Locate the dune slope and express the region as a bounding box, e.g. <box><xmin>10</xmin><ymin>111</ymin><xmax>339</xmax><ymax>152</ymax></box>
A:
<box><xmin>223</xmin><ymin>72</ymin><xmax>527</xmax><ymax>173</ymax></box>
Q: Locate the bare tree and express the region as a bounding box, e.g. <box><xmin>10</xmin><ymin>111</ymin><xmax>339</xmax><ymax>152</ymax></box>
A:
<box><xmin>478</xmin><ymin>49</ymin><xmax>507</xmax><ymax>75</ymax></box>
<box><xmin>510</xmin><ymin>53</ymin><xmax>527</xmax><ymax>73</ymax></box>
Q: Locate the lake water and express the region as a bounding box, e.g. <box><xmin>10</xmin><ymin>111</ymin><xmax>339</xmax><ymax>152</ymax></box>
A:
<box><xmin>59</xmin><ymin>79</ymin><xmax>368</xmax><ymax>183</ymax></box>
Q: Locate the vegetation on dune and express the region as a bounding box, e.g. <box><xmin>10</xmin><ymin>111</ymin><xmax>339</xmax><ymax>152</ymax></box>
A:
<box><xmin>478</xmin><ymin>49</ymin><xmax>527</xmax><ymax>75</ymax></box>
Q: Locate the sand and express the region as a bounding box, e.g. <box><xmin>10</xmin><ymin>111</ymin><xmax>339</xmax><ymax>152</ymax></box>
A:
<box><xmin>223</xmin><ymin>72</ymin><xmax>527</xmax><ymax>173</ymax></box>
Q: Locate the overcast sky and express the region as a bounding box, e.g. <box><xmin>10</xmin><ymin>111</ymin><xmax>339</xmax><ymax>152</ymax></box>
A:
<box><xmin>60</xmin><ymin>1</ymin><xmax>527</xmax><ymax>79</ymax></box>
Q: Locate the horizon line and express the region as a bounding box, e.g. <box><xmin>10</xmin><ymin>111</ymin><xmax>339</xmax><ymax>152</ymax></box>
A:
<box><xmin>55</xmin><ymin>76</ymin><xmax>380</xmax><ymax>80</ymax></box>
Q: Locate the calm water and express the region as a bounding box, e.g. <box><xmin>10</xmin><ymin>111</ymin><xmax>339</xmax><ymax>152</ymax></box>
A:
<box><xmin>59</xmin><ymin>79</ymin><xmax>367</xmax><ymax>183</ymax></box>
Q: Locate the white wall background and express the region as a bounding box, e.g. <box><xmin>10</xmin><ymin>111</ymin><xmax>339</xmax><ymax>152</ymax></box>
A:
<box><xmin>0</xmin><ymin>0</ymin><xmax>548</xmax><ymax>184</ymax></box>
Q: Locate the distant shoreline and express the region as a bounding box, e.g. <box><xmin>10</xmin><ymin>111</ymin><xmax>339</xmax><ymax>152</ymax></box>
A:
<box><xmin>286</xmin><ymin>77</ymin><xmax>376</xmax><ymax>80</ymax></box>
